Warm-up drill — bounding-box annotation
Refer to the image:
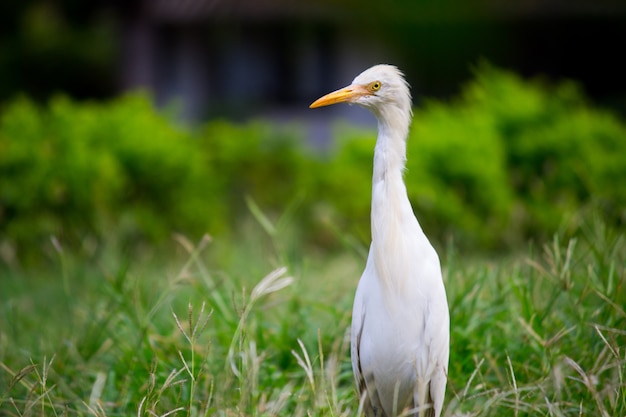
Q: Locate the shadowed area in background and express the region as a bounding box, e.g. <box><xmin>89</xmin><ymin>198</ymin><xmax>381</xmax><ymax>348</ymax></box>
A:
<box><xmin>1</xmin><ymin>0</ymin><xmax>625</xmax><ymax>126</ymax></box>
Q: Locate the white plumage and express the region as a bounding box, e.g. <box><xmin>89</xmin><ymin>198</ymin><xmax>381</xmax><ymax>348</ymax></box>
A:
<box><xmin>310</xmin><ymin>65</ymin><xmax>450</xmax><ymax>417</ymax></box>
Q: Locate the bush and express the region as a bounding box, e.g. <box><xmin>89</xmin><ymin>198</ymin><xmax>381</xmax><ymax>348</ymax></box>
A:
<box><xmin>2</xmin><ymin>65</ymin><xmax>626</xmax><ymax>263</ymax></box>
<box><xmin>196</xmin><ymin>120</ymin><xmax>312</xmax><ymax>222</ymax></box>
<box><xmin>0</xmin><ymin>95</ymin><xmax>312</xmax><ymax>263</ymax></box>
<box><xmin>463</xmin><ymin>64</ymin><xmax>626</xmax><ymax>242</ymax></box>
<box><xmin>0</xmin><ymin>94</ymin><xmax>213</xmax><ymax>260</ymax></box>
<box><xmin>408</xmin><ymin>102</ymin><xmax>512</xmax><ymax>248</ymax></box>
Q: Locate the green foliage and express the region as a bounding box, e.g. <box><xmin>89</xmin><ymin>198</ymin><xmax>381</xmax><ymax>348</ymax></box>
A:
<box><xmin>408</xmin><ymin>101</ymin><xmax>512</xmax><ymax>247</ymax></box>
<box><xmin>0</xmin><ymin>94</ymin><xmax>213</xmax><ymax>260</ymax></box>
<box><xmin>196</xmin><ymin>120</ymin><xmax>312</xmax><ymax>224</ymax></box>
<box><xmin>2</xmin><ymin>65</ymin><xmax>626</xmax><ymax>264</ymax></box>
<box><xmin>446</xmin><ymin>220</ymin><xmax>626</xmax><ymax>416</ymax></box>
<box><xmin>1</xmin><ymin>219</ymin><xmax>624</xmax><ymax>416</ymax></box>
<box><xmin>0</xmin><ymin>95</ymin><xmax>316</xmax><ymax>263</ymax></box>
<box><xmin>312</xmin><ymin>127</ymin><xmax>377</xmax><ymax>244</ymax></box>
<box><xmin>463</xmin><ymin>64</ymin><xmax>626</xmax><ymax>242</ymax></box>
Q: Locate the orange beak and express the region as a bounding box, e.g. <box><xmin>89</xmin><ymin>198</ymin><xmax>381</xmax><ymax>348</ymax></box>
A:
<box><xmin>309</xmin><ymin>84</ymin><xmax>371</xmax><ymax>108</ymax></box>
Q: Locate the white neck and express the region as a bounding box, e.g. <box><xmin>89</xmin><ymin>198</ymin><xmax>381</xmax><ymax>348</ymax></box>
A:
<box><xmin>370</xmin><ymin>108</ymin><xmax>424</xmax><ymax>292</ymax></box>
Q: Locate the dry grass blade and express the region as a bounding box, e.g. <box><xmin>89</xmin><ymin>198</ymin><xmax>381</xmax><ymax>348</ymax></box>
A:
<box><xmin>517</xmin><ymin>318</ymin><xmax>546</xmax><ymax>347</ymax></box>
<box><xmin>564</xmin><ymin>356</ymin><xmax>610</xmax><ymax>417</ymax></box>
<box><xmin>21</xmin><ymin>384</ymin><xmax>58</xmax><ymax>416</ymax></box>
<box><xmin>173</xmin><ymin>302</ymin><xmax>213</xmax><ymax>346</ymax></box>
<box><xmin>545</xmin><ymin>325</ymin><xmax>577</xmax><ymax>348</ymax></box>
<box><xmin>3</xmin><ymin>362</ymin><xmax>38</xmax><ymax>391</ymax></box>
<box><xmin>159</xmin><ymin>368</ymin><xmax>187</xmax><ymax>397</ymax></box>
<box><xmin>506</xmin><ymin>354</ymin><xmax>519</xmax><ymax>417</ymax></box>
<box><xmin>172</xmin><ymin>309</ymin><xmax>191</xmax><ymax>344</ymax></box>
<box><xmin>83</xmin><ymin>398</ymin><xmax>108</xmax><ymax>417</ymax></box>
<box><xmin>461</xmin><ymin>357</ymin><xmax>485</xmax><ymax>399</ymax></box>
<box><xmin>191</xmin><ymin>301</ymin><xmax>212</xmax><ymax>338</ymax></box>
<box><xmin>173</xmin><ymin>233</ymin><xmax>212</xmax><ymax>255</ymax></box>
<box><xmin>592</xmin><ymin>289</ymin><xmax>626</xmax><ymax>319</ymax></box>
<box><xmin>251</xmin><ymin>266</ymin><xmax>294</xmax><ymax>302</ymax></box>
<box><xmin>593</xmin><ymin>325</ymin><xmax>620</xmax><ymax>360</ymax></box>
<box><xmin>265</xmin><ymin>381</ymin><xmax>295</xmax><ymax>415</ymax></box>
<box><xmin>172</xmin><ymin>233</ymin><xmax>213</xmax><ymax>286</ymax></box>
<box><xmin>227</xmin><ymin>266</ymin><xmax>293</xmax><ymax>377</ymax></box>
<box><xmin>137</xmin><ymin>396</ymin><xmax>147</xmax><ymax>417</ymax></box>
<box><xmin>179</xmin><ymin>350</ymin><xmax>193</xmax><ymax>379</ymax></box>
<box><xmin>88</xmin><ymin>372</ymin><xmax>107</xmax><ymax>410</ymax></box>
<box><xmin>291</xmin><ymin>338</ymin><xmax>314</xmax><ymax>389</ymax></box>
<box><xmin>159</xmin><ymin>407</ymin><xmax>186</xmax><ymax>416</ymax></box>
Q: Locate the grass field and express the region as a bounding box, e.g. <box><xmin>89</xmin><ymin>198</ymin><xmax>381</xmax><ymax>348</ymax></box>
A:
<box><xmin>1</xmin><ymin>217</ymin><xmax>625</xmax><ymax>416</ymax></box>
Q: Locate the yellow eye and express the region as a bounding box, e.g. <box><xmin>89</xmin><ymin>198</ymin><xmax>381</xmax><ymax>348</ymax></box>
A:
<box><xmin>369</xmin><ymin>81</ymin><xmax>382</xmax><ymax>92</ymax></box>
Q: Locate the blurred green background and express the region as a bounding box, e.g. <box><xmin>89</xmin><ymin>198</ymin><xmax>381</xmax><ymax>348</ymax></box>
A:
<box><xmin>1</xmin><ymin>3</ymin><xmax>626</xmax><ymax>416</ymax></box>
<box><xmin>1</xmin><ymin>0</ymin><xmax>625</xmax><ymax>264</ymax></box>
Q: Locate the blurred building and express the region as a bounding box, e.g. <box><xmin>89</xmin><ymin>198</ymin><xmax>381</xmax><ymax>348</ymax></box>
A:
<box><xmin>2</xmin><ymin>0</ymin><xmax>625</xmax><ymax>143</ymax></box>
<box><xmin>116</xmin><ymin>1</ymin><xmax>406</xmax><ymax>144</ymax></box>
<box><xmin>115</xmin><ymin>0</ymin><xmax>626</xmax><ymax>128</ymax></box>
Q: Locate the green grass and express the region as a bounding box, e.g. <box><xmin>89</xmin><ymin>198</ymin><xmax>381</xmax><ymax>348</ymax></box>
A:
<box><xmin>1</xmin><ymin>217</ymin><xmax>625</xmax><ymax>416</ymax></box>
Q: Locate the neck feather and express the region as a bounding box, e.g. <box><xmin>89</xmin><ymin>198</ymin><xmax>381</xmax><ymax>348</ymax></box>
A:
<box><xmin>372</xmin><ymin>104</ymin><xmax>411</xmax><ymax>183</ymax></box>
<box><xmin>370</xmin><ymin>104</ymin><xmax>421</xmax><ymax>293</ymax></box>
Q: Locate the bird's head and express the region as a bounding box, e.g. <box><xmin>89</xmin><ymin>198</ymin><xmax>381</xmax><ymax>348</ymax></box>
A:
<box><xmin>310</xmin><ymin>64</ymin><xmax>412</xmax><ymax>121</ymax></box>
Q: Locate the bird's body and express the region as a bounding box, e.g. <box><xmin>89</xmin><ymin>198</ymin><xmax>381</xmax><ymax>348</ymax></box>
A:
<box><xmin>310</xmin><ymin>65</ymin><xmax>449</xmax><ymax>417</ymax></box>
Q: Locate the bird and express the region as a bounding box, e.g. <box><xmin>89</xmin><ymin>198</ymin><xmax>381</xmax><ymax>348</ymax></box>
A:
<box><xmin>310</xmin><ymin>65</ymin><xmax>449</xmax><ymax>417</ymax></box>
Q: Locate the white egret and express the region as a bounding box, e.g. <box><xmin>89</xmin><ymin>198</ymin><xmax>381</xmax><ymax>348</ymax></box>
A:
<box><xmin>310</xmin><ymin>65</ymin><xmax>449</xmax><ymax>417</ymax></box>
